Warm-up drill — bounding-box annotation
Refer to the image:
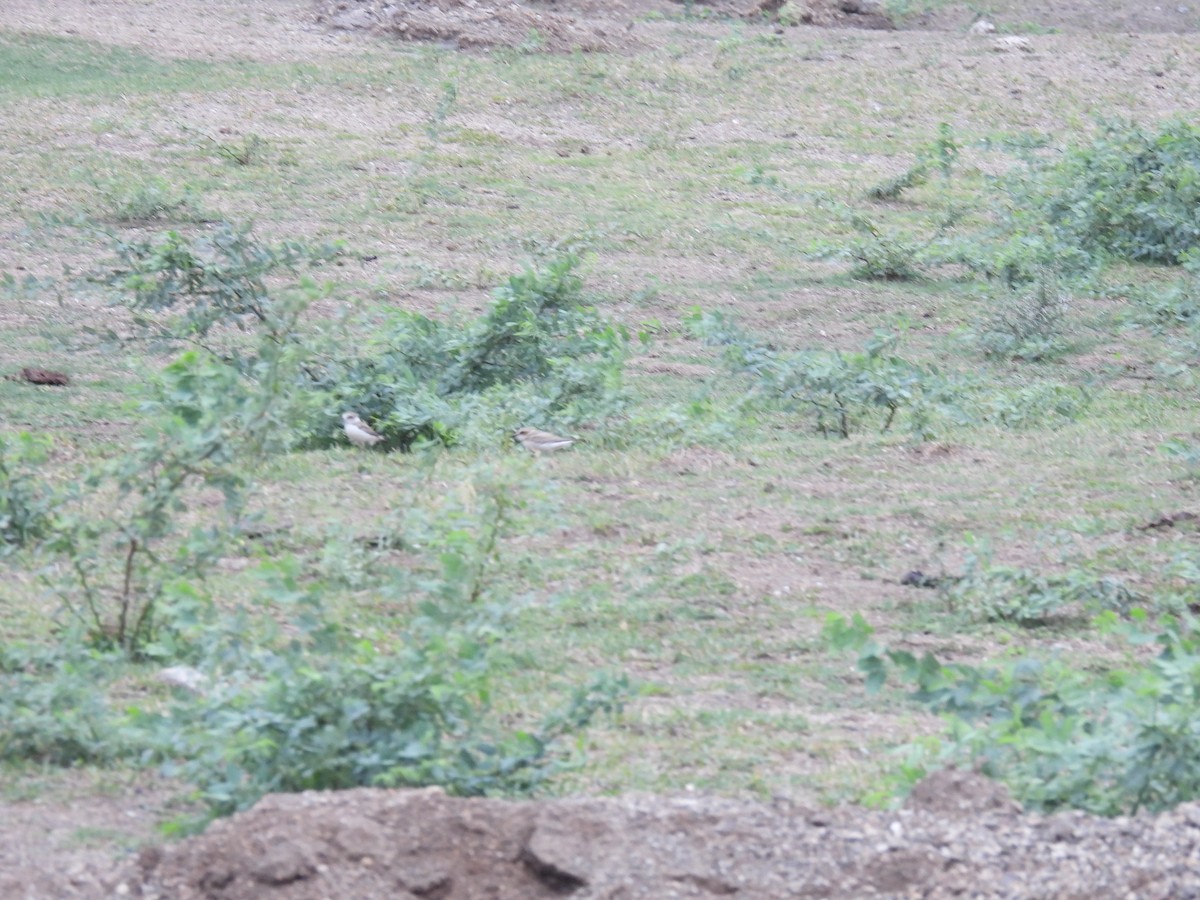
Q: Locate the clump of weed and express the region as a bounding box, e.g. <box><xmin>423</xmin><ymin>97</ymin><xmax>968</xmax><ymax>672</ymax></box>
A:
<box><xmin>939</xmin><ymin>538</ymin><xmax>1137</xmax><ymax>625</ymax></box>
<box><xmin>215</xmin><ymin>133</ymin><xmax>270</xmax><ymax>167</ymax></box>
<box><xmin>303</xmin><ymin>251</ymin><xmax>630</xmax><ymax>450</ymax></box>
<box><xmin>688</xmin><ymin>310</ymin><xmax>962</xmax><ymax>439</ymax></box>
<box><xmin>86</xmin><ymin>173</ymin><xmax>204</xmax><ymax>224</ymax></box>
<box><xmin>976</xmin><ymin>382</ymin><xmax>1091</xmax><ymax>429</ymax></box>
<box><xmin>972</xmin><ymin>270</ymin><xmax>1072</xmax><ymax>361</ymax></box>
<box><xmin>0</xmin><ymin>432</ymin><xmax>57</xmax><ymax>553</ymax></box>
<box><xmin>825</xmin><ymin>612</ymin><xmax>1200</xmax><ymax>817</ymax></box>
<box><xmin>812</xmin><ymin>206</ymin><xmax>963</xmax><ymax>282</ymax></box>
<box><xmin>867</xmin><ymin>123</ymin><xmax>959</xmax><ymax>201</ymax></box>
<box><xmin>1031</xmin><ymin>118</ymin><xmax>1200</xmax><ymax>265</ymax></box>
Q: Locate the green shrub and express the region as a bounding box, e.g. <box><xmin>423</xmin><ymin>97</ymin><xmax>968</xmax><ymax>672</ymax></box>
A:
<box><xmin>972</xmin><ymin>271</ymin><xmax>1072</xmax><ymax>361</ymax></box>
<box><xmin>825</xmin><ymin>612</ymin><xmax>1200</xmax><ymax>815</ymax></box>
<box><xmin>866</xmin><ymin>123</ymin><xmax>959</xmax><ymax>201</ymax></box>
<box><xmin>1126</xmin><ymin>256</ymin><xmax>1200</xmax><ymax>331</ymax></box>
<box><xmin>941</xmin><ymin>539</ymin><xmax>1137</xmax><ymax>625</ymax></box>
<box><xmin>99</xmin><ymin>222</ymin><xmax>341</xmax><ymax>351</ymax></box>
<box><xmin>937</xmin><ymin>215</ymin><xmax>1096</xmax><ymax>289</ymax></box>
<box><xmin>0</xmin><ymin>432</ymin><xmax>57</xmax><ymax>552</ymax></box>
<box><xmin>42</xmin><ymin>346</ymin><xmax>295</xmax><ymax>657</ymax></box>
<box><xmin>0</xmin><ymin>645</ymin><xmax>133</xmax><ymax>766</ymax></box>
<box><xmin>303</xmin><ymin>252</ymin><xmax>630</xmax><ymax>449</ymax></box>
<box><xmin>1021</xmin><ymin>119</ymin><xmax>1200</xmax><ymax>265</ymax></box>
<box><xmin>827</xmin><ymin>215</ymin><xmax>940</xmax><ymax>281</ymax></box>
<box><xmin>145</xmin><ymin>543</ymin><xmax>630</xmax><ymax>818</ymax></box>
<box><xmin>157</xmin><ymin>625</ymin><xmax>628</xmax><ymax>816</ymax></box>
<box><xmin>86</xmin><ymin>173</ymin><xmax>203</xmax><ymax>224</ymax></box>
<box><xmin>8</xmin><ymin>476</ymin><xmax>630</xmax><ymax>821</ymax></box>
<box><xmin>688</xmin><ymin>310</ymin><xmax>961</xmax><ymax>439</ymax></box>
<box><xmin>976</xmin><ymin>381</ymin><xmax>1091</xmax><ymax>430</ymax></box>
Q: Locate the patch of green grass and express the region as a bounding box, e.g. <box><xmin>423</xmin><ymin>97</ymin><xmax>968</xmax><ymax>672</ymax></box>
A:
<box><xmin>0</xmin><ymin>34</ymin><xmax>235</xmax><ymax>98</ymax></box>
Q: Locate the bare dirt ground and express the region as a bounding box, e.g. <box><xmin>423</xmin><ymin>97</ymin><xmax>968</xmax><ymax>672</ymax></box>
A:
<box><xmin>3</xmin><ymin>0</ymin><xmax>1200</xmax><ymax>896</ymax></box>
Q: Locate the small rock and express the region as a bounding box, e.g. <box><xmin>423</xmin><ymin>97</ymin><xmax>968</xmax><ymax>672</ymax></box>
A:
<box><xmin>251</xmin><ymin>842</ymin><xmax>315</xmax><ymax>885</ymax></box>
<box><xmin>330</xmin><ymin>8</ymin><xmax>375</xmax><ymax>29</ymax></box>
<box><xmin>840</xmin><ymin>0</ymin><xmax>884</xmax><ymax>13</ymax></box>
<box><xmin>156</xmin><ymin>665</ymin><xmax>209</xmax><ymax>695</ymax></box>
<box><xmin>968</xmin><ymin>19</ymin><xmax>996</xmax><ymax>35</ymax></box>
<box><xmin>992</xmin><ymin>35</ymin><xmax>1033</xmax><ymax>53</ymax></box>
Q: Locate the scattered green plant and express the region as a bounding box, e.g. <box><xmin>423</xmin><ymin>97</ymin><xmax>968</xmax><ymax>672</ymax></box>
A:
<box><xmin>836</xmin><ymin>215</ymin><xmax>936</xmax><ymax>281</ymax></box>
<box><xmin>867</xmin><ymin>123</ymin><xmax>959</xmax><ymax>201</ymax></box>
<box><xmin>976</xmin><ymin>381</ymin><xmax>1091</xmax><ymax>430</ymax></box>
<box><xmin>303</xmin><ymin>252</ymin><xmax>630</xmax><ymax>449</ymax></box>
<box><xmin>688</xmin><ymin>310</ymin><xmax>960</xmax><ymax>439</ymax></box>
<box><xmin>824</xmin><ymin>611</ymin><xmax>1200</xmax><ymax>816</ymax></box>
<box><xmin>396</xmin><ymin>80</ymin><xmax>458</xmax><ymax>212</ymax></box>
<box><xmin>941</xmin><ymin>538</ymin><xmax>1140</xmax><ymax>625</ymax></box>
<box><xmin>1125</xmin><ymin>255</ymin><xmax>1200</xmax><ymax>331</ymax></box>
<box><xmin>1012</xmin><ymin>118</ymin><xmax>1200</xmax><ymax>266</ymax></box>
<box><xmin>775</xmin><ymin>1</ymin><xmax>810</xmax><ymax>26</ymax></box>
<box><xmin>215</xmin><ymin>133</ymin><xmax>269</xmax><ymax>166</ymax></box>
<box><xmin>0</xmin><ymin>432</ymin><xmax>57</xmax><ymax>553</ymax></box>
<box><xmin>971</xmin><ymin>270</ymin><xmax>1072</xmax><ymax>361</ymax></box>
<box><xmin>85</xmin><ymin>173</ymin><xmax>203</xmax><ymax>224</ymax></box>
<box><xmin>880</xmin><ymin>0</ymin><xmax>956</xmax><ymax>27</ymax></box>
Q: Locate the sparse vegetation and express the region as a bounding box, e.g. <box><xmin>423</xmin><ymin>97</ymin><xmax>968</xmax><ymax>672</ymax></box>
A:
<box><xmin>5</xmin><ymin>5</ymin><xmax>1200</xmax><ymax>878</ymax></box>
<box><xmin>0</xmin><ymin>432</ymin><xmax>57</xmax><ymax>552</ymax></box>
<box><xmin>826</xmin><ymin>611</ymin><xmax>1200</xmax><ymax>816</ymax></box>
<box><xmin>300</xmin><ymin>250</ymin><xmax>630</xmax><ymax>449</ymax></box>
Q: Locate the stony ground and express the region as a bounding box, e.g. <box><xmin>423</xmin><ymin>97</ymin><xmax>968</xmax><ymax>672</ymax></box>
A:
<box><xmin>4</xmin><ymin>0</ymin><xmax>1200</xmax><ymax>896</ymax></box>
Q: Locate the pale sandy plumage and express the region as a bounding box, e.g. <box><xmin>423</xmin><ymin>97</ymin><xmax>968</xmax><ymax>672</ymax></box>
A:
<box><xmin>514</xmin><ymin>426</ymin><xmax>575</xmax><ymax>455</ymax></box>
<box><xmin>342</xmin><ymin>411</ymin><xmax>385</xmax><ymax>448</ymax></box>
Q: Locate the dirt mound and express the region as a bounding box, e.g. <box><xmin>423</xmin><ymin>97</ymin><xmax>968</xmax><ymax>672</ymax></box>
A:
<box><xmin>315</xmin><ymin>0</ymin><xmax>1200</xmax><ymax>47</ymax></box>
<box><xmin>315</xmin><ymin>0</ymin><xmax>648</xmax><ymax>52</ymax></box>
<box><xmin>102</xmin><ymin>770</ymin><xmax>1200</xmax><ymax>898</ymax></box>
<box><xmin>314</xmin><ymin>0</ymin><xmax>895</xmax><ymax>51</ymax></box>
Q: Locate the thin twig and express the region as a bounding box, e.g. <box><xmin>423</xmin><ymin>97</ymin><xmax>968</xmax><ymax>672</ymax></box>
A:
<box><xmin>117</xmin><ymin>537</ymin><xmax>138</xmax><ymax>647</ymax></box>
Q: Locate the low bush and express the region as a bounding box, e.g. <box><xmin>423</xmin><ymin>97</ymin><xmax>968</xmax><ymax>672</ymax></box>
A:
<box><xmin>975</xmin><ymin>382</ymin><xmax>1092</xmax><ymax>430</ymax></box>
<box><xmin>40</xmin><ymin>347</ymin><xmax>289</xmax><ymax>657</ymax></box>
<box><xmin>0</xmin><ymin>644</ymin><xmax>135</xmax><ymax>766</ymax></box>
<box><xmin>302</xmin><ymin>252</ymin><xmax>630</xmax><ymax>449</ymax></box>
<box><xmin>155</xmin><ymin>618</ymin><xmax>629</xmax><ymax>816</ymax></box>
<box><xmin>941</xmin><ymin>539</ymin><xmax>1140</xmax><ymax>625</ymax></box>
<box><xmin>688</xmin><ymin>310</ymin><xmax>963</xmax><ymax>439</ymax></box>
<box><xmin>0</xmin><ymin>432</ymin><xmax>57</xmax><ymax>553</ymax></box>
<box><xmin>98</xmin><ymin>221</ymin><xmax>341</xmax><ymax>353</ymax></box>
<box><xmin>1030</xmin><ymin>119</ymin><xmax>1200</xmax><ymax>266</ymax></box>
<box><xmin>6</xmin><ymin>483</ymin><xmax>631</xmax><ymax>823</ymax></box>
<box><xmin>825</xmin><ymin>611</ymin><xmax>1200</xmax><ymax>816</ymax></box>
<box><xmin>971</xmin><ymin>271</ymin><xmax>1072</xmax><ymax>361</ymax></box>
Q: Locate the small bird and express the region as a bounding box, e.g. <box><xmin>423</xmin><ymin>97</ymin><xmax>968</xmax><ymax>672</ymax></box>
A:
<box><xmin>514</xmin><ymin>426</ymin><xmax>575</xmax><ymax>455</ymax></box>
<box><xmin>342</xmin><ymin>411</ymin><xmax>385</xmax><ymax>448</ymax></box>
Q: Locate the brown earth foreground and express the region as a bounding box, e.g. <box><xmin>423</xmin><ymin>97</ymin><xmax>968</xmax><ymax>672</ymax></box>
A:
<box><xmin>79</xmin><ymin>770</ymin><xmax>1199</xmax><ymax>898</ymax></box>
